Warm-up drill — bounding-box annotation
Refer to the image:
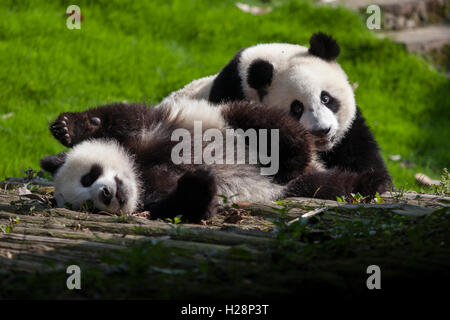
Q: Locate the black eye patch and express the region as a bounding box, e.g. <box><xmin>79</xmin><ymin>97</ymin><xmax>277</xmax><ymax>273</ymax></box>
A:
<box><xmin>81</xmin><ymin>164</ymin><xmax>103</xmax><ymax>187</ymax></box>
<box><xmin>290</xmin><ymin>100</ymin><xmax>304</xmax><ymax>120</ymax></box>
<box><xmin>320</xmin><ymin>91</ymin><xmax>340</xmax><ymax>113</ymax></box>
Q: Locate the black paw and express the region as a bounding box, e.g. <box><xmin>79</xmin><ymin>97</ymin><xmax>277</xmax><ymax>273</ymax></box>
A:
<box><xmin>50</xmin><ymin>114</ymin><xmax>101</xmax><ymax>148</ymax></box>
<box><xmin>355</xmin><ymin>169</ymin><xmax>391</xmax><ymax>197</ymax></box>
<box><xmin>177</xmin><ymin>168</ymin><xmax>216</xmax><ymax>193</ymax></box>
<box><xmin>50</xmin><ymin>115</ymin><xmax>72</xmax><ymax>147</ymax></box>
<box><xmin>175</xmin><ymin>168</ymin><xmax>218</xmax><ymax>222</ymax></box>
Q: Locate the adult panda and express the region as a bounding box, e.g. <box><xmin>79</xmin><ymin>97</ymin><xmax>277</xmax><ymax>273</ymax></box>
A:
<box><xmin>40</xmin><ymin>98</ymin><xmax>388</xmax><ymax>223</ymax></box>
<box><xmin>165</xmin><ymin>32</ymin><xmax>391</xmax><ymax>188</ymax></box>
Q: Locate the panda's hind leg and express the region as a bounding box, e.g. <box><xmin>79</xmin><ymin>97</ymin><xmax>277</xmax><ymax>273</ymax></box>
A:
<box><xmin>145</xmin><ymin>167</ymin><xmax>218</xmax><ymax>223</ymax></box>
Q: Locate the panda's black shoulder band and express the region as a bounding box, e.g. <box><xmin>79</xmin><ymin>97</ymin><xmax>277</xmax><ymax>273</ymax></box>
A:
<box><xmin>308</xmin><ymin>32</ymin><xmax>340</xmax><ymax>61</ymax></box>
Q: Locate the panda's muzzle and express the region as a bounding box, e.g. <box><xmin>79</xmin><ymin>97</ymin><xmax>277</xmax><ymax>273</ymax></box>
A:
<box><xmin>311</xmin><ymin>127</ymin><xmax>333</xmax><ymax>150</ymax></box>
<box><xmin>311</xmin><ymin>127</ymin><xmax>331</xmax><ymax>137</ymax></box>
<box><xmin>100</xmin><ymin>186</ymin><xmax>113</xmax><ymax>206</ymax></box>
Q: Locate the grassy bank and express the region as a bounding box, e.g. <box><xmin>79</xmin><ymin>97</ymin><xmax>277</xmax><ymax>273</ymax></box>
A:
<box><xmin>0</xmin><ymin>0</ymin><xmax>448</xmax><ymax>190</ymax></box>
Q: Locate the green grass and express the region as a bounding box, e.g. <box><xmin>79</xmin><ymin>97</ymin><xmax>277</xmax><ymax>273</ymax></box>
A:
<box><xmin>0</xmin><ymin>0</ymin><xmax>449</xmax><ymax>191</ymax></box>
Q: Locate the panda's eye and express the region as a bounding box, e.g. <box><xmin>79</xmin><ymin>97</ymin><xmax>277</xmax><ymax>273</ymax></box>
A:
<box><xmin>320</xmin><ymin>91</ymin><xmax>340</xmax><ymax>112</ymax></box>
<box><xmin>290</xmin><ymin>100</ymin><xmax>304</xmax><ymax>120</ymax></box>
<box><xmin>321</xmin><ymin>92</ymin><xmax>331</xmax><ymax>105</ymax></box>
<box><xmin>81</xmin><ymin>164</ymin><xmax>103</xmax><ymax>187</ymax></box>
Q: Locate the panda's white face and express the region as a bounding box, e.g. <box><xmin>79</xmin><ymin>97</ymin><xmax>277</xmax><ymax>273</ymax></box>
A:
<box><xmin>265</xmin><ymin>58</ymin><xmax>356</xmax><ymax>150</ymax></box>
<box><xmin>239</xmin><ymin>42</ymin><xmax>357</xmax><ymax>151</ymax></box>
<box><xmin>53</xmin><ymin>140</ymin><xmax>140</xmax><ymax>214</ymax></box>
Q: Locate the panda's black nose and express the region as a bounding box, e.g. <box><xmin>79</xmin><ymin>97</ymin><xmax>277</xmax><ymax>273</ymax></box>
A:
<box><xmin>100</xmin><ymin>186</ymin><xmax>113</xmax><ymax>205</ymax></box>
<box><xmin>311</xmin><ymin>127</ymin><xmax>331</xmax><ymax>137</ymax></box>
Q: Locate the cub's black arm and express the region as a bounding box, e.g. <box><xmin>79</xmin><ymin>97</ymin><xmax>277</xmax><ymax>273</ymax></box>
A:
<box><xmin>49</xmin><ymin>103</ymin><xmax>153</xmax><ymax>147</ymax></box>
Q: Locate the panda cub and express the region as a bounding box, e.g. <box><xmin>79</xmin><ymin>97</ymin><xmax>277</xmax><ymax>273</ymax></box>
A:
<box><xmin>165</xmin><ymin>32</ymin><xmax>391</xmax><ymax>189</ymax></box>
<box><xmin>41</xmin><ymin>98</ymin><xmax>387</xmax><ymax>223</ymax></box>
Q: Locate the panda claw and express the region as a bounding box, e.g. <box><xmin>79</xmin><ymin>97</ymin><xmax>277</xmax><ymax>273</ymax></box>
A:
<box><xmin>50</xmin><ymin>114</ymin><xmax>73</xmax><ymax>147</ymax></box>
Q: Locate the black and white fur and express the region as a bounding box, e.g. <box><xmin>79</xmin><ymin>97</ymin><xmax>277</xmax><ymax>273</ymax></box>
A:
<box><xmin>164</xmin><ymin>32</ymin><xmax>391</xmax><ymax>187</ymax></box>
<box><xmin>41</xmin><ymin>98</ymin><xmax>388</xmax><ymax>223</ymax></box>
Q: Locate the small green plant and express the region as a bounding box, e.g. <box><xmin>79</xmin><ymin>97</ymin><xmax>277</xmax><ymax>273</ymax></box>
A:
<box><xmin>351</xmin><ymin>193</ymin><xmax>365</xmax><ymax>203</ymax></box>
<box><xmin>165</xmin><ymin>215</ymin><xmax>192</xmax><ymax>236</ymax></box>
<box><xmin>312</xmin><ymin>187</ymin><xmax>321</xmax><ymax>198</ymax></box>
<box><xmin>21</xmin><ymin>167</ymin><xmax>37</xmax><ymax>181</ymax></box>
<box><xmin>336</xmin><ymin>192</ymin><xmax>379</xmax><ymax>204</ymax></box>
<box><xmin>165</xmin><ymin>215</ymin><xmax>183</xmax><ymax>225</ymax></box>
<box><xmin>116</xmin><ymin>213</ymin><xmax>131</xmax><ymax>223</ymax></box>
<box><xmin>390</xmin><ymin>185</ymin><xmax>408</xmax><ymax>202</ymax></box>
<box><xmin>267</xmin><ymin>200</ymin><xmax>312</xmax><ymax>245</ymax></box>
<box><xmin>24</xmin><ymin>182</ymin><xmax>39</xmax><ymax>192</ymax></box>
<box><xmin>217</xmin><ymin>194</ymin><xmax>239</xmax><ymax>209</ymax></box>
<box><xmin>20</xmin><ymin>167</ymin><xmax>49</xmax><ymax>182</ymax></box>
<box><xmin>374</xmin><ymin>192</ymin><xmax>384</xmax><ymax>204</ymax></box>
<box><xmin>0</xmin><ymin>216</ymin><xmax>20</xmax><ymax>233</ymax></box>
<box><xmin>79</xmin><ymin>200</ymin><xmax>94</xmax><ymax>212</ymax></box>
<box><xmin>434</xmin><ymin>168</ymin><xmax>450</xmax><ymax>196</ymax></box>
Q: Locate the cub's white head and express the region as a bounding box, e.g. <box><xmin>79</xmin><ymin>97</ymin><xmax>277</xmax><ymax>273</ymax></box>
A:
<box><xmin>210</xmin><ymin>32</ymin><xmax>357</xmax><ymax>151</ymax></box>
<box><xmin>41</xmin><ymin>139</ymin><xmax>140</xmax><ymax>214</ymax></box>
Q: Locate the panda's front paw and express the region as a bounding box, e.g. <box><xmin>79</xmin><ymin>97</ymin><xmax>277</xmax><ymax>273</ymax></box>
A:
<box><xmin>50</xmin><ymin>113</ymin><xmax>102</xmax><ymax>147</ymax></box>
<box><xmin>355</xmin><ymin>169</ymin><xmax>391</xmax><ymax>198</ymax></box>
<box><xmin>50</xmin><ymin>115</ymin><xmax>73</xmax><ymax>147</ymax></box>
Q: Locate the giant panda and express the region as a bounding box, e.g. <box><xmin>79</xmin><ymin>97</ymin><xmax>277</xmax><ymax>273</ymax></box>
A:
<box><xmin>40</xmin><ymin>97</ymin><xmax>388</xmax><ymax>223</ymax></box>
<box><xmin>164</xmin><ymin>32</ymin><xmax>391</xmax><ymax>188</ymax></box>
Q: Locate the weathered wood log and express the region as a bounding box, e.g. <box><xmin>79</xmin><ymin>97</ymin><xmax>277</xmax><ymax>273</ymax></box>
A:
<box><xmin>1</xmin><ymin>184</ymin><xmax>448</xmax><ymax>278</ymax></box>
<box><xmin>240</xmin><ymin>199</ymin><xmax>438</xmax><ymax>220</ymax></box>
<box><xmin>0</xmin><ymin>210</ymin><xmax>275</xmax><ymax>249</ymax></box>
<box><xmin>0</xmin><ymin>177</ymin><xmax>54</xmax><ymax>187</ymax></box>
<box><xmin>0</xmin><ymin>255</ymin><xmax>59</xmax><ymax>272</ymax></box>
<box><xmin>9</xmin><ymin>225</ymin><xmax>237</xmax><ymax>256</ymax></box>
<box><xmin>337</xmin><ymin>203</ymin><xmax>436</xmax><ymax>217</ymax></box>
<box><xmin>1</xmin><ymin>228</ymin><xmax>264</xmax><ymax>274</ymax></box>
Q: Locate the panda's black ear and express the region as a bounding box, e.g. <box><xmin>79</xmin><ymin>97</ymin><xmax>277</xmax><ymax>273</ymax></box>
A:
<box><xmin>247</xmin><ymin>59</ymin><xmax>274</xmax><ymax>90</ymax></box>
<box><xmin>40</xmin><ymin>152</ymin><xmax>67</xmax><ymax>176</ymax></box>
<box><xmin>308</xmin><ymin>32</ymin><xmax>340</xmax><ymax>61</ymax></box>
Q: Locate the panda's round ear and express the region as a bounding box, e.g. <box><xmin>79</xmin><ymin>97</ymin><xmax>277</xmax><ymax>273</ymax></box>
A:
<box><xmin>308</xmin><ymin>32</ymin><xmax>340</xmax><ymax>61</ymax></box>
<box><xmin>247</xmin><ymin>59</ymin><xmax>274</xmax><ymax>91</ymax></box>
<box><xmin>40</xmin><ymin>152</ymin><xmax>67</xmax><ymax>176</ymax></box>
